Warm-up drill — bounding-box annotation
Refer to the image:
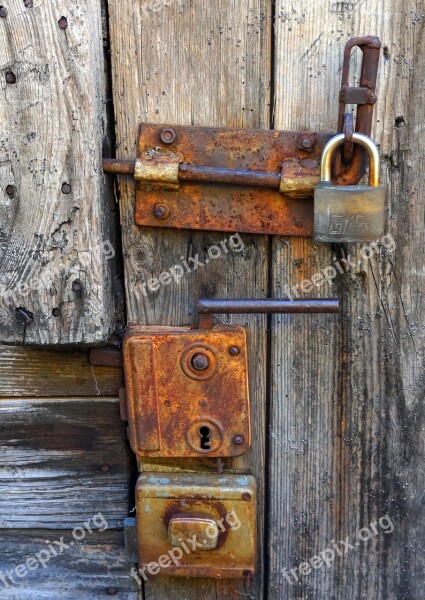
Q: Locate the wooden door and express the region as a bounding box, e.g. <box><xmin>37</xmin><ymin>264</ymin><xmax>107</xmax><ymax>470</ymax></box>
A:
<box><xmin>1</xmin><ymin>1</ymin><xmax>424</xmax><ymax>598</ymax></box>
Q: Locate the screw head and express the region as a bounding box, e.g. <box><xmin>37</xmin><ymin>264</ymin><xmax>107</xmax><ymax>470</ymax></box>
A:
<box><xmin>52</xmin><ymin>307</ymin><xmax>61</xmax><ymax>317</ymax></box>
<box><xmin>101</xmin><ymin>464</ymin><xmax>110</xmax><ymax>472</ymax></box>
<box><xmin>72</xmin><ymin>280</ymin><xmax>82</xmax><ymax>292</ymax></box>
<box><xmin>191</xmin><ymin>353</ymin><xmax>210</xmax><ymax>371</ymax></box>
<box><xmin>61</xmin><ymin>182</ymin><xmax>72</xmax><ymax>194</ymax></box>
<box><xmin>58</xmin><ymin>16</ymin><xmax>68</xmax><ymax>29</ymax></box>
<box><xmin>241</xmin><ymin>492</ymin><xmax>252</xmax><ymax>501</ymax></box>
<box><xmin>5</xmin><ymin>72</ymin><xmax>16</xmax><ymax>84</ymax></box>
<box><xmin>5</xmin><ymin>185</ymin><xmax>16</xmax><ymax>198</ymax></box>
<box><xmin>233</xmin><ymin>435</ymin><xmax>245</xmax><ymax>445</ymax></box>
<box><xmin>23</xmin><ymin>0</ymin><xmax>33</xmax><ymax>8</ymax></box>
<box><xmin>153</xmin><ymin>204</ymin><xmax>169</xmax><ymax>219</ymax></box>
<box><xmin>0</xmin><ymin>7</ymin><xmax>8</xmax><ymax>18</ymax></box>
<box><xmin>164</xmin><ymin>400</ymin><xmax>171</xmax><ymax>407</ymax></box>
<box><xmin>160</xmin><ymin>128</ymin><xmax>177</xmax><ymax>144</ymax></box>
<box><xmin>229</xmin><ymin>346</ymin><xmax>240</xmax><ymax>356</ymax></box>
<box><xmin>107</xmin><ymin>588</ymin><xmax>117</xmax><ymax>596</ymax></box>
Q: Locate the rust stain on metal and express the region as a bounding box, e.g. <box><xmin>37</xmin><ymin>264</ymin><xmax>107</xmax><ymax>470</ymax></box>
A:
<box><xmin>133</xmin><ymin>123</ymin><xmax>325</xmax><ymax>236</ymax></box>
<box><xmin>136</xmin><ymin>472</ymin><xmax>257</xmax><ymax>578</ymax></box>
<box><xmin>123</xmin><ymin>326</ymin><xmax>251</xmax><ymax>458</ymax></box>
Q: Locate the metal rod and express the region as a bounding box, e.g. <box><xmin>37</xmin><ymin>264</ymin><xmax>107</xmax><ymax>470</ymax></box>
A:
<box><xmin>102</xmin><ymin>158</ymin><xmax>282</xmax><ymax>189</ymax></box>
<box><xmin>103</xmin><ymin>158</ymin><xmax>136</xmax><ymax>175</ymax></box>
<box><xmin>178</xmin><ymin>164</ymin><xmax>282</xmax><ymax>188</ymax></box>
<box><xmin>197</xmin><ymin>298</ymin><xmax>339</xmax><ymax>328</ymax></box>
<box><xmin>197</xmin><ymin>298</ymin><xmax>339</xmax><ymax>314</ymax></box>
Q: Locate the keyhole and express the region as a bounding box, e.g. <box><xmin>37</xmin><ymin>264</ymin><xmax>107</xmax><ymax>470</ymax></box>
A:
<box><xmin>199</xmin><ymin>426</ymin><xmax>211</xmax><ymax>450</ymax></box>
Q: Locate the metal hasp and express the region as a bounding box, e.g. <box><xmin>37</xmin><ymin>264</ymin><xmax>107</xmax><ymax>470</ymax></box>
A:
<box><xmin>122</xmin><ymin>298</ymin><xmax>339</xmax><ymax>458</ymax></box>
<box><xmin>102</xmin><ymin>36</ymin><xmax>381</xmax><ymax>237</ymax></box>
<box><xmin>135</xmin><ymin>472</ymin><xmax>257</xmax><ymax>578</ymax></box>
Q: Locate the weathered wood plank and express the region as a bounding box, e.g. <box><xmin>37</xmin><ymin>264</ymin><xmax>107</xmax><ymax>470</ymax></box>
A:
<box><xmin>269</xmin><ymin>2</ymin><xmax>425</xmax><ymax>599</ymax></box>
<box><xmin>0</xmin><ymin>0</ymin><xmax>114</xmax><ymax>345</ymax></box>
<box><xmin>0</xmin><ymin>398</ymin><xmax>130</xmax><ymax>528</ymax></box>
<box><xmin>0</xmin><ymin>345</ymin><xmax>123</xmax><ymax>397</ymax></box>
<box><xmin>108</xmin><ymin>0</ymin><xmax>271</xmax><ymax>597</ymax></box>
<box><xmin>0</xmin><ymin>529</ymin><xmax>137</xmax><ymax>599</ymax></box>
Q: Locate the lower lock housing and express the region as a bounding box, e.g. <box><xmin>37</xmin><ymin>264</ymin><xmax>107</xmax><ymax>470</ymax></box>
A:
<box><xmin>135</xmin><ymin>472</ymin><xmax>257</xmax><ymax>578</ymax></box>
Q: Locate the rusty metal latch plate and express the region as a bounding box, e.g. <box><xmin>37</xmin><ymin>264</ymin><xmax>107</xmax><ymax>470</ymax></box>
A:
<box><xmin>135</xmin><ymin>472</ymin><xmax>257</xmax><ymax>578</ymax></box>
<box><xmin>123</xmin><ymin>325</ymin><xmax>251</xmax><ymax>458</ymax></box>
<box><xmin>134</xmin><ymin>124</ymin><xmax>334</xmax><ymax>236</ymax></box>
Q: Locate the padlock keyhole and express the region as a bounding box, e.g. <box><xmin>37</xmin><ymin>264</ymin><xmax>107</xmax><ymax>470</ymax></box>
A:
<box><xmin>199</xmin><ymin>426</ymin><xmax>211</xmax><ymax>450</ymax></box>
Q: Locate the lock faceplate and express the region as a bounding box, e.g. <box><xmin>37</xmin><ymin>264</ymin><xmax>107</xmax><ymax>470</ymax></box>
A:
<box><xmin>135</xmin><ymin>472</ymin><xmax>257</xmax><ymax>578</ymax></box>
<box><xmin>123</xmin><ymin>325</ymin><xmax>250</xmax><ymax>458</ymax></box>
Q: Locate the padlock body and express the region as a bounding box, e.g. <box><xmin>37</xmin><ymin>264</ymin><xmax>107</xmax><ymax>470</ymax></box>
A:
<box><xmin>314</xmin><ymin>183</ymin><xmax>386</xmax><ymax>243</ymax></box>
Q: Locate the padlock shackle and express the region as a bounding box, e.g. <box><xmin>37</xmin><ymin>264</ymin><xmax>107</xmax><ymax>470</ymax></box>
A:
<box><xmin>321</xmin><ymin>132</ymin><xmax>380</xmax><ymax>187</ymax></box>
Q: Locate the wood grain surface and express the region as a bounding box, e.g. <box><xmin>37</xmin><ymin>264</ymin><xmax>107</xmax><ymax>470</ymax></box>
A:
<box><xmin>0</xmin><ymin>0</ymin><xmax>114</xmax><ymax>345</ymax></box>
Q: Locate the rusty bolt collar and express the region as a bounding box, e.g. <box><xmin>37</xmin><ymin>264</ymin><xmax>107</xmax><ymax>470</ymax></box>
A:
<box><xmin>191</xmin><ymin>353</ymin><xmax>210</xmax><ymax>371</ymax></box>
<box><xmin>153</xmin><ymin>204</ymin><xmax>169</xmax><ymax>219</ymax></box>
<box><xmin>160</xmin><ymin>128</ymin><xmax>177</xmax><ymax>144</ymax></box>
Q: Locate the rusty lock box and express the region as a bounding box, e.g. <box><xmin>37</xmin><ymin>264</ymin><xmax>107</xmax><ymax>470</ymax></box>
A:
<box><xmin>122</xmin><ymin>298</ymin><xmax>339</xmax><ymax>459</ymax></box>
<box><xmin>134</xmin><ymin>472</ymin><xmax>257</xmax><ymax>578</ymax></box>
<box><xmin>123</xmin><ymin>324</ymin><xmax>251</xmax><ymax>458</ymax></box>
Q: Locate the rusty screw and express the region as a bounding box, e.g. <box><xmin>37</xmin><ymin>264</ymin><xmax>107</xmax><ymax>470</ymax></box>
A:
<box><xmin>229</xmin><ymin>346</ymin><xmax>240</xmax><ymax>356</ymax></box>
<box><xmin>241</xmin><ymin>492</ymin><xmax>252</xmax><ymax>501</ymax></box>
<box><xmin>164</xmin><ymin>400</ymin><xmax>171</xmax><ymax>407</ymax></box>
<box><xmin>61</xmin><ymin>182</ymin><xmax>72</xmax><ymax>194</ymax></box>
<box><xmin>160</xmin><ymin>128</ymin><xmax>177</xmax><ymax>144</ymax></box>
<box><xmin>297</xmin><ymin>133</ymin><xmax>316</xmax><ymax>152</ymax></box>
<box><xmin>153</xmin><ymin>204</ymin><xmax>169</xmax><ymax>219</ymax></box>
<box><xmin>5</xmin><ymin>72</ymin><xmax>16</xmax><ymax>84</ymax></box>
<box><xmin>6</xmin><ymin>185</ymin><xmax>16</xmax><ymax>198</ymax></box>
<box><xmin>58</xmin><ymin>16</ymin><xmax>68</xmax><ymax>29</ymax></box>
<box><xmin>233</xmin><ymin>435</ymin><xmax>245</xmax><ymax>445</ymax></box>
<box><xmin>191</xmin><ymin>353</ymin><xmax>210</xmax><ymax>371</ymax></box>
<box><xmin>0</xmin><ymin>6</ymin><xmax>8</xmax><ymax>18</ymax></box>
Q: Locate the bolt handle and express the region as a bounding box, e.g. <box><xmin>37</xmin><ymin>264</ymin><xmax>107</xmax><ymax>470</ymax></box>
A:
<box><xmin>197</xmin><ymin>298</ymin><xmax>339</xmax><ymax>329</ymax></box>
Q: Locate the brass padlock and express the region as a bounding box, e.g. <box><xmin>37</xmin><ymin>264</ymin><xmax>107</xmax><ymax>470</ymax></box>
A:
<box><xmin>314</xmin><ymin>132</ymin><xmax>386</xmax><ymax>242</ymax></box>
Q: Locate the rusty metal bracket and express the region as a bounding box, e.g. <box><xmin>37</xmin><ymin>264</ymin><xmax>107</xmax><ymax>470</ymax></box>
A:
<box><xmin>103</xmin><ymin>36</ymin><xmax>380</xmax><ymax>236</ymax></box>
<box><xmin>335</xmin><ymin>36</ymin><xmax>381</xmax><ymax>181</ymax></box>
